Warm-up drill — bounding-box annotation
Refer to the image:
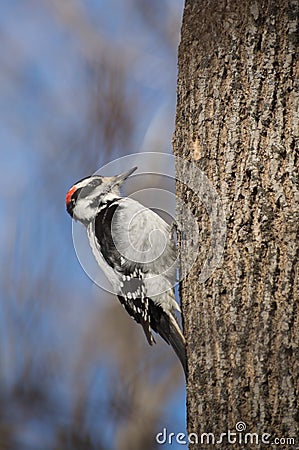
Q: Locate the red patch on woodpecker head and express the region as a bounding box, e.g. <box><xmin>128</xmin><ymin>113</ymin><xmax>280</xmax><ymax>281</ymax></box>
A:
<box><xmin>66</xmin><ymin>186</ymin><xmax>77</xmax><ymax>207</ymax></box>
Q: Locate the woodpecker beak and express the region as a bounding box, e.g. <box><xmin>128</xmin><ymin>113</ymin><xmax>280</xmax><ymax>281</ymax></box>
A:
<box><xmin>110</xmin><ymin>166</ymin><xmax>137</xmax><ymax>187</ymax></box>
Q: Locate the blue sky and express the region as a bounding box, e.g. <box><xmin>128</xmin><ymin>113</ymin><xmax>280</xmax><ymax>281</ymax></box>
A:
<box><xmin>0</xmin><ymin>1</ymin><xmax>187</xmax><ymax>448</ymax></box>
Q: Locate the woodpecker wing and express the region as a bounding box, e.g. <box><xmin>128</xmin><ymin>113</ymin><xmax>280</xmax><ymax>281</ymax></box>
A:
<box><xmin>117</xmin><ymin>293</ymin><xmax>154</xmax><ymax>345</ymax></box>
<box><xmin>91</xmin><ymin>197</ymin><xmax>177</xmax><ymax>283</ymax></box>
<box><xmin>86</xmin><ymin>218</ymin><xmax>121</xmax><ymax>294</ymax></box>
<box><xmin>86</xmin><ymin>196</ymin><xmax>186</xmax><ymax>374</ymax></box>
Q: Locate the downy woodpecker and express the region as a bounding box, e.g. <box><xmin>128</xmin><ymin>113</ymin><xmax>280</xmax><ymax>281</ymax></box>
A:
<box><xmin>66</xmin><ymin>167</ymin><xmax>186</xmax><ymax>374</ymax></box>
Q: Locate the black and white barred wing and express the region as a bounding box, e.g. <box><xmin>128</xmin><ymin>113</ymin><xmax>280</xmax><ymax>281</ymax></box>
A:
<box><xmin>117</xmin><ymin>269</ymin><xmax>155</xmax><ymax>345</ymax></box>
<box><xmin>87</xmin><ymin>218</ymin><xmax>155</xmax><ymax>344</ymax></box>
<box><xmin>110</xmin><ymin>198</ymin><xmax>177</xmax><ymax>281</ymax></box>
<box><xmin>87</xmin><ymin>198</ymin><xmax>185</xmax><ymax>371</ymax></box>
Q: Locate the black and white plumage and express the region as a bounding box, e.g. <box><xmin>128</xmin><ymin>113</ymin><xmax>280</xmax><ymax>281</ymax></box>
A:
<box><xmin>66</xmin><ymin>167</ymin><xmax>186</xmax><ymax>375</ymax></box>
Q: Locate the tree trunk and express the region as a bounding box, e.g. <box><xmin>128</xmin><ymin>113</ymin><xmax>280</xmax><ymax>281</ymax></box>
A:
<box><xmin>173</xmin><ymin>0</ymin><xmax>299</xmax><ymax>447</ymax></box>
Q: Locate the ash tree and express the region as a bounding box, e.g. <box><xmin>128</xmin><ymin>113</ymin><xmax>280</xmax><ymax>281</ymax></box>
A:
<box><xmin>173</xmin><ymin>0</ymin><xmax>299</xmax><ymax>447</ymax></box>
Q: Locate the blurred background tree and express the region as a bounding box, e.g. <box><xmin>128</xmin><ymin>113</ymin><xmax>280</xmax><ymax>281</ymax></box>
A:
<box><xmin>0</xmin><ymin>1</ymin><xmax>186</xmax><ymax>449</ymax></box>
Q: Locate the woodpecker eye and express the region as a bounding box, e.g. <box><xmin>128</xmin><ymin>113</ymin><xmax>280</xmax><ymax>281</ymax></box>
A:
<box><xmin>80</xmin><ymin>178</ymin><xmax>103</xmax><ymax>198</ymax></box>
<box><xmin>91</xmin><ymin>178</ymin><xmax>102</xmax><ymax>187</ymax></box>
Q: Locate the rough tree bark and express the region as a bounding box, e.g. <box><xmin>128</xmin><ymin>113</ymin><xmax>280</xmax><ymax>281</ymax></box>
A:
<box><xmin>173</xmin><ymin>0</ymin><xmax>298</xmax><ymax>447</ymax></box>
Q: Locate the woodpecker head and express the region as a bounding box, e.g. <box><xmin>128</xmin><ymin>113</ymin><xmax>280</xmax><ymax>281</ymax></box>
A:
<box><xmin>66</xmin><ymin>166</ymin><xmax>137</xmax><ymax>223</ymax></box>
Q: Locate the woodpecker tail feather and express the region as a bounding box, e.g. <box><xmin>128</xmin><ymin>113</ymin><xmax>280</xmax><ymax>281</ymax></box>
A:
<box><xmin>118</xmin><ymin>294</ymin><xmax>187</xmax><ymax>375</ymax></box>
<box><xmin>149</xmin><ymin>301</ymin><xmax>187</xmax><ymax>376</ymax></box>
<box><xmin>160</xmin><ymin>313</ymin><xmax>187</xmax><ymax>377</ymax></box>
